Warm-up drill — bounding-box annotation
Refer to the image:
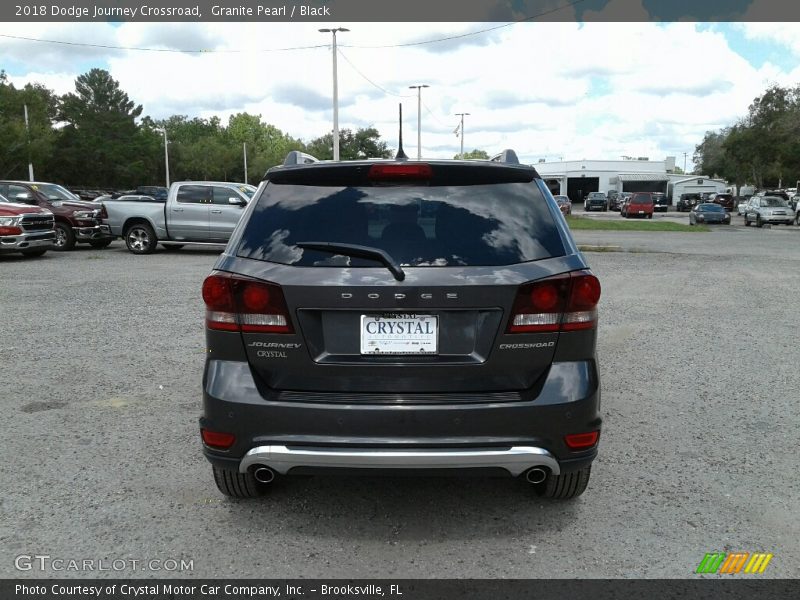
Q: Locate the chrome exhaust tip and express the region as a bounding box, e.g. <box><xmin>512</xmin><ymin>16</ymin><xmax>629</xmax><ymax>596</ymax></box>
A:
<box><xmin>253</xmin><ymin>466</ymin><xmax>276</xmax><ymax>484</ymax></box>
<box><xmin>525</xmin><ymin>467</ymin><xmax>548</xmax><ymax>484</ymax></box>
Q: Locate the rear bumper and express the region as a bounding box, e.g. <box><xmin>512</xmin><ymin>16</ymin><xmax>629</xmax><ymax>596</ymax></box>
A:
<box><xmin>200</xmin><ymin>359</ymin><xmax>601</xmax><ymax>476</ymax></box>
<box><xmin>0</xmin><ymin>230</ymin><xmax>56</xmax><ymax>252</ymax></box>
<box><xmin>240</xmin><ymin>445</ymin><xmax>562</xmax><ymax>476</ymax></box>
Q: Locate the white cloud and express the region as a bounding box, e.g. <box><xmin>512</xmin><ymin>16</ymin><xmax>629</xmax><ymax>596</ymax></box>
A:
<box><xmin>3</xmin><ymin>20</ymin><xmax>800</xmax><ymax>169</ymax></box>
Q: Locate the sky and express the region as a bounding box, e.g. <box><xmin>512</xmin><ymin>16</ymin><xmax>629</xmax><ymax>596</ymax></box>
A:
<box><xmin>2</xmin><ymin>4</ymin><xmax>800</xmax><ymax>171</ymax></box>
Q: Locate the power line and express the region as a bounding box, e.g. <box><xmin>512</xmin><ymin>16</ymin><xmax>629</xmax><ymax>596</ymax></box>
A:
<box><xmin>341</xmin><ymin>0</ymin><xmax>587</xmax><ymax>49</ymax></box>
<box><xmin>337</xmin><ymin>49</ymin><xmax>415</xmax><ymax>98</ymax></box>
<box><xmin>421</xmin><ymin>99</ymin><xmax>449</xmax><ymax>129</ymax></box>
<box><xmin>0</xmin><ymin>1</ymin><xmax>587</xmax><ymax>54</ymax></box>
<box><xmin>0</xmin><ymin>33</ymin><xmax>327</xmax><ymax>53</ymax></box>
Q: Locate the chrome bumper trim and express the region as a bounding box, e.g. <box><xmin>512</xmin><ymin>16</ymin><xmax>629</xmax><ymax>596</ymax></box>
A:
<box><xmin>0</xmin><ymin>231</ymin><xmax>56</xmax><ymax>249</ymax></box>
<box><xmin>240</xmin><ymin>445</ymin><xmax>560</xmax><ymax>476</ymax></box>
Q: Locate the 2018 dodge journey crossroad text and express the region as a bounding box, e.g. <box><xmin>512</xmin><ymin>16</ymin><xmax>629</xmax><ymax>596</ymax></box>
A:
<box><xmin>199</xmin><ymin>150</ymin><xmax>602</xmax><ymax>500</ymax></box>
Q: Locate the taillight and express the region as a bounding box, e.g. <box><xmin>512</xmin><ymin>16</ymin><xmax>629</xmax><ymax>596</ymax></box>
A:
<box><xmin>202</xmin><ymin>273</ymin><xmax>293</xmax><ymax>334</ymax></box>
<box><xmin>564</xmin><ymin>431</ymin><xmax>600</xmax><ymax>450</ymax></box>
<box><xmin>201</xmin><ymin>428</ymin><xmax>236</xmax><ymax>450</ymax></box>
<box><xmin>507</xmin><ymin>271</ymin><xmax>600</xmax><ymax>333</ymax></box>
<box><xmin>368</xmin><ymin>163</ymin><xmax>432</xmax><ymax>180</ymax></box>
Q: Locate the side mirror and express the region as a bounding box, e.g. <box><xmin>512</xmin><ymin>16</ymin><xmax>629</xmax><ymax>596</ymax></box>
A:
<box><xmin>228</xmin><ymin>197</ymin><xmax>246</xmax><ymax>206</ymax></box>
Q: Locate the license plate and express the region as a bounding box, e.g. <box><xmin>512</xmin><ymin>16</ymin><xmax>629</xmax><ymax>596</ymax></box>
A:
<box><xmin>360</xmin><ymin>314</ymin><xmax>438</xmax><ymax>355</ymax></box>
<box><xmin>638</xmin><ymin>210</ymin><xmax>644</xmax><ymax>214</ymax></box>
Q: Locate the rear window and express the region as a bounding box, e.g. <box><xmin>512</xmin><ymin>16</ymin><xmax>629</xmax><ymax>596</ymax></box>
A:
<box><xmin>236</xmin><ymin>181</ymin><xmax>564</xmax><ymax>267</ymax></box>
<box><xmin>631</xmin><ymin>194</ymin><xmax>652</xmax><ymax>204</ymax></box>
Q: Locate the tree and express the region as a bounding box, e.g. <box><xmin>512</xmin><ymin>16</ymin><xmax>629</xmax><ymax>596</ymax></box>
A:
<box><xmin>454</xmin><ymin>149</ymin><xmax>489</xmax><ymax>159</ymax></box>
<box><xmin>51</xmin><ymin>69</ymin><xmax>149</xmax><ymax>187</ymax></box>
<box><xmin>694</xmin><ymin>84</ymin><xmax>800</xmax><ymax>189</ymax></box>
<box><xmin>0</xmin><ymin>72</ymin><xmax>58</xmax><ymax>179</ymax></box>
<box><xmin>305</xmin><ymin>127</ymin><xmax>392</xmax><ymax>160</ymax></box>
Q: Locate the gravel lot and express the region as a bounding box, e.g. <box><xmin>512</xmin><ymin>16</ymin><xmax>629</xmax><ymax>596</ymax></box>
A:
<box><xmin>1</xmin><ymin>226</ymin><xmax>798</xmax><ymax>579</ymax></box>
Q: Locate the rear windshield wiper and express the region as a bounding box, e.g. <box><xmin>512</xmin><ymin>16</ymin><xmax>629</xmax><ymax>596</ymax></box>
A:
<box><xmin>295</xmin><ymin>241</ymin><xmax>406</xmax><ymax>281</ymax></box>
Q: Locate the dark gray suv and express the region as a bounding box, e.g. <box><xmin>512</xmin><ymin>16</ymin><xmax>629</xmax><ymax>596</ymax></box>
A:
<box><xmin>200</xmin><ymin>150</ymin><xmax>602</xmax><ymax>500</ymax></box>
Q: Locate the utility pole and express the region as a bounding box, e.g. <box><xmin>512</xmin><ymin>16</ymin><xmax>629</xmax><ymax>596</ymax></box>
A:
<box><xmin>319</xmin><ymin>27</ymin><xmax>349</xmax><ymax>160</ymax></box>
<box><xmin>683</xmin><ymin>152</ymin><xmax>687</xmax><ymax>174</ymax></box>
<box><xmin>409</xmin><ymin>84</ymin><xmax>429</xmax><ymax>160</ymax></box>
<box><xmin>156</xmin><ymin>128</ymin><xmax>170</xmax><ymax>188</ymax></box>
<box><xmin>23</xmin><ymin>104</ymin><xmax>34</xmax><ymax>181</ymax></box>
<box><xmin>243</xmin><ymin>142</ymin><xmax>248</xmax><ymax>184</ymax></box>
<box><xmin>455</xmin><ymin>112</ymin><xmax>470</xmax><ymax>158</ymax></box>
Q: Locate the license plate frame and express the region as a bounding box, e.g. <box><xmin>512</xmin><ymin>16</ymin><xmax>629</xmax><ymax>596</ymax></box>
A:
<box><xmin>360</xmin><ymin>314</ymin><xmax>439</xmax><ymax>355</ymax></box>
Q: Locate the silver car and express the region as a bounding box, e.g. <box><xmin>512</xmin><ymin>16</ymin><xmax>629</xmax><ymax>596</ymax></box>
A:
<box><xmin>743</xmin><ymin>196</ymin><xmax>794</xmax><ymax>227</ymax></box>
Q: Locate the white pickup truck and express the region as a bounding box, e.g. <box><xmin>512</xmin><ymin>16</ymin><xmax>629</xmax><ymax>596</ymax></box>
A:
<box><xmin>102</xmin><ymin>181</ymin><xmax>256</xmax><ymax>254</ymax></box>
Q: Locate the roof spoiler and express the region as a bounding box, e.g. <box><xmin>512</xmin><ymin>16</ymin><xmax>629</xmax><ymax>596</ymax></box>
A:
<box><xmin>283</xmin><ymin>151</ymin><xmax>319</xmax><ymax>166</ymax></box>
<box><xmin>490</xmin><ymin>149</ymin><xmax>520</xmax><ymax>165</ymax></box>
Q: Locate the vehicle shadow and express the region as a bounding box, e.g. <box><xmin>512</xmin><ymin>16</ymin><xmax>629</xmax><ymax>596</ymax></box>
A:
<box><xmin>219</xmin><ymin>473</ymin><xmax>587</xmax><ymax>542</ymax></box>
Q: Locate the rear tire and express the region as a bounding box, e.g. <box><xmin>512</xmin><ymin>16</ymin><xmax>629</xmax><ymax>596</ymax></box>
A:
<box><xmin>744</xmin><ymin>216</ymin><xmax>750</xmax><ymax>226</ymax></box>
<box><xmin>212</xmin><ymin>466</ymin><xmax>267</xmax><ymax>498</ymax></box>
<box><xmin>756</xmin><ymin>215</ymin><xmax>762</xmax><ymax>228</ymax></box>
<box><xmin>536</xmin><ymin>466</ymin><xmax>592</xmax><ymax>500</ymax></box>
<box><xmin>124</xmin><ymin>223</ymin><xmax>158</xmax><ymax>254</ymax></box>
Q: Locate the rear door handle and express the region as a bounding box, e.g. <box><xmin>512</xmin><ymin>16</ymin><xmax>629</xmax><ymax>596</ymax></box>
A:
<box><xmin>172</xmin><ymin>208</ymin><xmax>183</xmax><ymax>212</ymax></box>
<box><xmin>210</xmin><ymin>209</ymin><xmax>222</xmax><ymax>214</ymax></box>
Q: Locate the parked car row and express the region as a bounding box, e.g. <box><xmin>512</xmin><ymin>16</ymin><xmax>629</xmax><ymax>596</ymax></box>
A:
<box><xmin>0</xmin><ymin>180</ymin><xmax>256</xmax><ymax>257</ymax></box>
<box><xmin>0</xmin><ymin>180</ymin><xmax>113</xmax><ymax>251</ymax></box>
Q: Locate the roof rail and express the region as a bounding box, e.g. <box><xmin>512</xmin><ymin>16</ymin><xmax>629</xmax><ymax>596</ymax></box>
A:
<box><xmin>489</xmin><ymin>149</ymin><xmax>520</xmax><ymax>165</ymax></box>
<box><xmin>283</xmin><ymin>151</ymin><xmax>319</xmax><ymax>166</ymax></box>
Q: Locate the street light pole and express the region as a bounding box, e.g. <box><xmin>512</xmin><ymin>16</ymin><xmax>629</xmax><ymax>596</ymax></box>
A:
<box><xmin>455</xmin><ymin>112</ymin><xmax>470</xmax><ymax>158</ymax></box>
<box><xmin>409</xmin><ymin>84</ymin><xmax>429</xmax><ymax>160</ymax></box>
<box><xmin>156</xmin><ymin>128</ymin><xmax>170</xmax><ymax>188</ymax></box>
<box><xmin>319</xmin><ymin>27</ymin><xmax>349</xmax><ymax>160</ymax></box>
<box><xmin>243</xmin><ymin>142</ymin><xmax>248</xmax><ymax>184</ymax></box>
<box><xmin>683</xmin><ymin>152</ymin><xmax>687</xmax><ymax>174</ymax></box>
<box><xmin>23</xmin><ymin>104</ymin><xmax>34</xmax><ymax>181</ymax></box>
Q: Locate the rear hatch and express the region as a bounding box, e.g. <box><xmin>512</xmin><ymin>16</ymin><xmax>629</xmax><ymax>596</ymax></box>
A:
<box><xmin>208</xmin><ymin>161</ymin><xmax>593</xmax><ymax>395</ymax></box>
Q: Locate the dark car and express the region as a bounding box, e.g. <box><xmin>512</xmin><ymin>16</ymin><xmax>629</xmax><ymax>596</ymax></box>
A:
<box><xmin>676</xmin><ymin>193</ymin><xmax>701</xmax><ymax>212</ymax></box>
<box><xmin>759</xmin><ymin>190</ymin><xmax>790</xmax><ymax>203</ymax></box>
<box><xmin>135</xmin><ymin>186</ymin><xmax>169</xmax><ymax>201</ymax></box>
<box><xmin>607</xmin><ymin>190</ymin><xmax>621</xmax><ymax>210</ymax></box>
<box><xmin>652</xmin><ymin>192</ymin><xmax>668</xmax><ymax>212</ymax></box>
<box><xmin>583</xmin><ymin>192</ymin><xmax>608</xmax><ymax>212</ymax></box>
<box><xmin>553</xmin><ymin>194</ymin><xmax>572</xmax><ymax>215</ymax></box>
<box><xmin>689</xmin><ymin>203</ymin><xmax>731</xmax><ymax>225</ymax></box>
<box><xmin>711</xmin><ymin>193</ymin><xmax>734</xmax><ymax>211</ymax></box>
<box><xmin>0</xmin><ymin>180</ymin><xmax>113</xmax><ymax>250</ymax></box>
<box><xmin>621</xmin><ymin>192</ymin><xmax>654</xmax><ymax>219</ymax></box>
<box><xmin>199</xmin><ymin>150</ymin><xmax>602</xmax><ymax>500</ymax></box>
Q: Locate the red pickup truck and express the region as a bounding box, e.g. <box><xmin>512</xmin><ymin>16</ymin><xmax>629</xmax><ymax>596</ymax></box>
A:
<box><xmin>0</xmin><ymin>180</ymin><xmax>113</xmax><ymax>250</ymax></box>
<box><xmin>0</xmin><ymin>193</ymin><xmax>56</xmax><ymax>257</ymax></box>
